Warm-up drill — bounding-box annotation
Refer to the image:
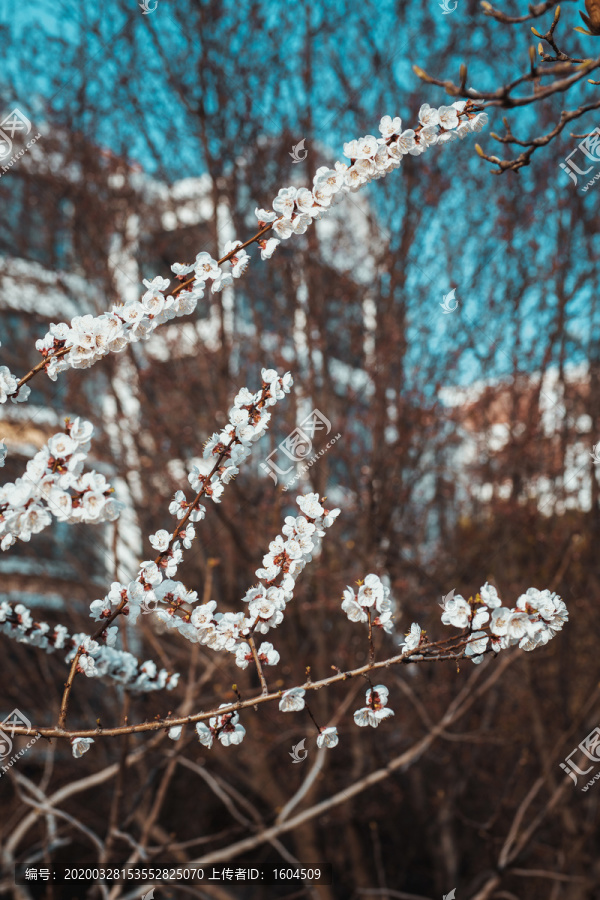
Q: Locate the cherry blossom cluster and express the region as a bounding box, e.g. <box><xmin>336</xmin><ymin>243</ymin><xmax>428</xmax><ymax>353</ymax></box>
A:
<box><xmin>66</xmin><ymin>633</ymin><xmax>179</xmax><ymax>691</ymax></box>
<box><xmin>0</xmin><ymin>599</ymin><xmax>70</xmax><ymax>652</ymax></box>
<box><xmin>340</xmin><ymin>576</ymin><xmax>568</xmax><ymax>670</ymax></box>
<box><xmin>256</xmin><ymin>103</ymin><xmax>488</xmax><ymax>242</ymax></box>
<box><xmin>137</xmin><ymin>493</ymin><xmax>339</xmax><ymax>668</ymax></box>
<box><xmin>241</xmin><ymin>491</ymin><xmax>340</xmax><ymax>637</ymax></box>
<box><xmin>155</xmin><ymin>492</ymin><xmax>341</xmax><ymax>751</ymax></box>
<box><xmin>89</xmin><ymin>370</ymin><xmax>293</xmax><ymax>631</ymax></box>
<box><xmin>341</xmin><ymin>573</ymin><xmax>394</xmax><ymax>633</ymax></box>
<box><xmin>0</xmin><ymin>340</ymin><xmax>30</xmax><ymax>404</ymax></box>
<box><xmin>144</xmin><ymin>370</ymin><xmax>293</xmax><ymax>582</ymax></box>
<box><xmin>31</xmin><ymin>275</ymin><xmax>199</xmax><ymax>383</ymax></box>
<box><xmin>267</xmin><ymin>578</ymin><xmax>567</xmax><ymax>752</ymax></box>
<box><xmin>171</xmin><ymin>238</ymin><xmax>250</xmax><ymax>294</ymax></box>
<box><xmin>29</xmin><ymin>250</ymin><xmax>250</xmax><ymax>385</ymax></box>
<box><xmin>439</xmin><ymin>583</ymin><xmax>569</xmax><ymax>663</ymax></box>
<box><xmin>0</xmin><ymin>102</ymin><xmax>486</xmax><ymax>402</ymax></box>
<box><xmin>194</xmin><ymin>704</ymin><xmax>246</xmax><ymax>749</ymax></box>
<box><xmin>0</xmin><ymin>599</ymin><xmax>178</xmax><ymax>692</ymax></box>
<box><xmin>0</xmin><ymin>417</ymin><xmax>123</xmax><ymax>551</ymax></box>
<box><xmin>166</xmin><ymin>705</ymin><xmax>247</xmax><ymax>747</ymax></box>
<box><xmin>186</xmin><ymin>367</ymin><xmax>294</xmax><ymax>513</ymax></box>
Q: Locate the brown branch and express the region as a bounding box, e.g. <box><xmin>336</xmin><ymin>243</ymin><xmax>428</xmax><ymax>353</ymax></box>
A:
<box><xmin>414</xmin><ymin>57</ymin><xmax>600</xmax><ymax>108</ymax></box>
<box><xmin>4</xmin><ymin>740</ymin><xmax>159</xmax><ymax>860</ymax></box>
<box><xmin>479</xmin><ymin>95</ymin><xmax>600</xmax><ymax>171</ymax></box>
<box><xmin>56</xmin><ymin>596</ymin><xmax>129</xmax><ymax>729</ymax></box>
<box><xmin>480</xmin><ymin>0</ymin><xmax>573</xmax><ymax>25</ymax></box>
<box><xmin>175</xmin><ymin>654</ymin><xmax>516</xmax><ymax>868</ymax></box>
<box><xmin>16</xmin><ymin>346</ymin><xmax>70</xmax><ymax>390</ymax></box>
<box><xmin>367</xmin><ymin>607</ymin><xmax>375</xmax><ymax>666</ymax></box>
<box><xmin>16</xmin><ymin>635</ymin><xmax>499</xmax><ymax>741</ymax></box>
<box><xmin>532</xmin><ymin>4</ymin><xmax>587</xmax><ymax>61</ymax></box>
<box><xmin>248</xmin><ymin>634</ymin><xmax>269</xmax><ymax>695</ymax></box>
<box><xmin>507</xmin><ymin>868</ymin><xmax>590</xmax><ymax>883</ymax></box>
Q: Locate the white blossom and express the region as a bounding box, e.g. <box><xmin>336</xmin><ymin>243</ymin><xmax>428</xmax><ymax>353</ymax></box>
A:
<box><xmin>470</xmin><ymin>112</ymin><xmax>489</xmax><ymax>132</ymax></box>
<box><xmin>257</xmin><ymin>641</ymin><xmax>280</xmax><ymax>666</ymax></box>
<box><xmin>296</xmin><ymin>492</ymin><xmax>324</xmax><ymax>519</ymax></box>
<box><xmin>259</xmin><ymin>237</ymin><xmax>280</xmax><ymax>259</ymax></box>
<box><xmin>169</xmin><ymin>490</ymin><xmax>188</xmax><ymax>519</ymax></box>
<box><xmin>403</xmin><ymin>622</ymin><xmax>423</xmax><ymax>652</ymax></box>
<box><xmin>201</xmin><ymin>705</ymin><xmax>246</xmax><ymax>747</ymax></box>
<box><xmin>472</xmin><ymin>606</ymin><xmax>490</xmax><ymax>629</ymax></box>
<box><xmin>279</xmin><ymin>687</ymin><xmax>306</xmax><ymax>712</ymax></box>
<box><xmin>440</xmin><ymin>593</ymin><xmax>471</xmax><ymax>628</ymax></box>
<box><xmin>418</xmin><ymin>103</ymin><xmax>440</xmax><ymax>127</ymax></box>
<box><xmin>438</xmin><ymin>105</ymin><xmax>460</xmax><ymax>130</ymax></box>
<box><xmin>71</xmin><ymin>737</ymin><xmax>94</xmax><ymax>758</ymax></box>
<box><xmin>255</xmin><ymin>207</ymin><xmax>278</xmax><ymax>223</ymax></box>
<box><xmin>273</xmin><ymin>217</ymin><xmax>293</xmax><ymax>239</ymax></box>
<box><xmin>465</xmin><ymin>631</ymin><xmax>489</xmax><ymax>664</ymax></box>
<box><xmin>354</xmin><ymin>684</ymin><xmax>395</xmax><ymax>728</ymax></box>
<box><xmin>234</xmin><ymin>642</ymin><xmax>254</xmax><ymax>669</ymax></box>
<box><xmin>317</xmin><ymin>726</ymin><xmax>339</xmax><ymax>748</ymax></box>
<box><xmin>211</xmin><ymin>269</ymin><xmax>234</xmax><ymax>293</ymax></box>
<box><xmin>196</xmin><ymin>721</ymin><xmax>214</xmax><ymax>748</ymax></box>
<box><xmin>0</xmin><ymin>419</ymin><xmax>123</xmax><ymax>549</ymax></box>
<box><xmin>379</xmin><ymin>115</ymin><xmax>402</xmax><ymax>137</ymax></box>
<box><xmin>480</xmin><ymin>582</ymin><xmax>502</xmax><ymax>608</ymax></box>
<box><xmin>0</xmin><ymin>366</ymin><xmax>19</xmax><ymax>402</ymax></box>
<box><xmin>313</xmin><ymin>166</ymin><xmax>345</xmax><ymax>200</ymax></box>
<box><xmin>149</xmin><ymin>529</ymin><xmax>172</xmax><ymax>552</ymax></box>
<box><xmin>194</xmin><ymin>252</ymin><xmax>220</xmax><ymax>282</ymax></box>
<box><xmin>357</xmin><ymin>574</ymin><xmax>385</xmax><ymax>608</ymax></box>
<box><xmin>272</xmin><ymin>187</ymin><xmax>297</xmax><ymax>218</ymax></box>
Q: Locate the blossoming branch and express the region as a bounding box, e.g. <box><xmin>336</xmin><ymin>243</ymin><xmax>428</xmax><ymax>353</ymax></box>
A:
<box><xmin>0</xmin><ymin>101</ymin><xmax>488</xmax><ymax>406</ymax></box>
